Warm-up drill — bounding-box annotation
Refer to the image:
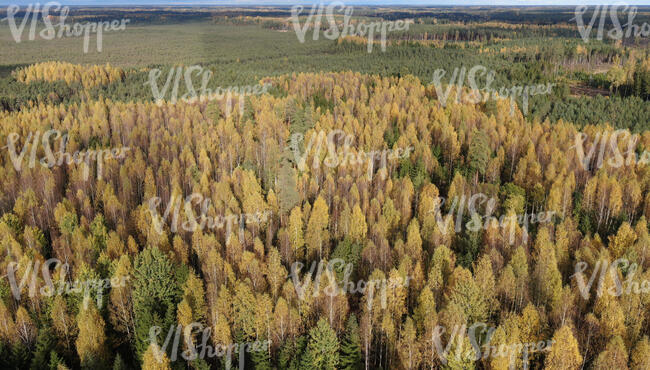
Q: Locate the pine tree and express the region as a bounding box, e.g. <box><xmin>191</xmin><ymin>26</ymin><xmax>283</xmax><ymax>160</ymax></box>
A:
<box><xmin>339</xmin><ymin>315</ymin><xmax>362</xmax><ymax>370</ymax></box>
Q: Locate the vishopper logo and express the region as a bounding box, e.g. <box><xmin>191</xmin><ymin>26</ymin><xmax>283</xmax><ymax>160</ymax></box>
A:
<box><xmin>3</xmin><ymin>130</ymin><xmax>130</xmax><ymax>181</ymax></box>
<box><xmin>432</xmin><ymin>322</ymin><xmax>553</xmax><ymax>368</ymax></box>
<box><xmin>147</xmin><ymin>193</ymin><xmax>272</xmax><ymax>243</ymax></box>
<box><xmin>572</xmin><ymin>258</ymin><xmax>650</xmax><ymax>299</ymax></box>
<box><xmin>289</xmin><ymin>129</ymin><xmax>414</xmax><ymax>180</ymax></box>
<box><xmin>428</xmin><ymin>193</ymin><xmax>556</xmax><ymax>244</ymax></box>
<box><xmin>572</xmin><ymin>129</ymin><xmax>650</xmax><ymax>171</ymax></box>
<box><xmin>148</xmin><ymin>322</ymin><xmax>270</xmax><ymax>368</ymax></box>
<box><xmin>144</xmin><ymin>65</ymin><xmax>271</xmax><ymax>115</ymax></box>
<box><xmin>1</xmin><ymin>2</ymin><xmax>129</xmax><ymax>53</ymax></box>
<box><xmin>290</xmin><ymin>1</ymin><xmax>411</xmax><ymax>53</ymax></box>
<box><xmin>573</xmin><ymin>3</ymin><xmax>650</xmax><ymax>42</ymax></box>
<box><xmin>289</xmin><ymin>258</ymin><xmax>411</xmax><ymax>309</ymax></box>
<box><xmin>431</xmin><ymin>65</ymin><xmax>555</xmax><ymax>116</ymax></box>
<box><xmin>6</xmin><ymin>258</ymin><xmax>129</xmax><ymax>309</ymax></box>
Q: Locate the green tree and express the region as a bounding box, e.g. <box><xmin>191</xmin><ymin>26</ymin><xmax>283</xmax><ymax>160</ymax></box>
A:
<box><xmin>278</xmin><ymin>156</ymin><xmax>300</xmax><ymax>215</ymax></box>
<box><xmin>278</xmin><ymin>336</ymin><xmax>307</xmax><ymax>370</ymax></box>
<box><xmin>30</xmin><ymin>327</ymin><xmax>55</xmax><ymax>370</ymax></box>
<box><xmin>301</xmin><ymin>318</ymin><xmax>340</xmax><ymax>370</ymax></box>
<box><xmin>133</xmin><ymin>246</ymin><xmax>181</xmax><ymax>358</ymax></box>
<box><xmin>339</xmin><ymin>315</ymin><xmax>362</xmax><ymax>370</ymax></box>
<box><xmin>112</xmin><ymin>354</ymin><xmax>127</xmax><ymax>370</ymax></box>
<box><xmin>468</xmin><ymin>129</ymin><xmax>491</xmax><ymax>178</ymax></box>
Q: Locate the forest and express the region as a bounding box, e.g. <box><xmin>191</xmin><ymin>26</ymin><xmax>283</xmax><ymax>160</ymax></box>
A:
<box><xmin>0</xmin><ymin>5</ymin><xmax>649</xmax><ymax>370</ymax></box>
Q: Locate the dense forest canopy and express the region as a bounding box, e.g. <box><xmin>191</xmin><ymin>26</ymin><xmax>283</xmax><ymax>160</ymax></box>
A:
<box><xmin>0</xmin><ymin>5</ymin><xmax>649</xmax><ymax>370</ymax></box>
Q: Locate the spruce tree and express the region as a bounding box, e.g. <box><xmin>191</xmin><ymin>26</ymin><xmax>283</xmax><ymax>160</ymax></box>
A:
<box><xmin>112</xmin><ymin>354</ymin><xmax>126</xmax><ymax>370</ymax></box>
<box><xmin>30</xmin><ymin>326</ymin><xmax>56</xmax><ymax>370</ymax></box>
<box><xmin>278</xmin><ymin>336</ymin><xmax>307</xmax><ymax>370</ymax></box>
<box><xmin>251</xmin><ymin>342</ymin><xmax>272</xmax><ymax>370</ymax></box>
<box><xmin>300</xmin><ymin>319</ymin><xmax>339</xmax><ymax>370</ymax></box>
<box><xmin>339</xmin><ymin>315</ymin><xmax>362</xmax><ymax>370</ymax></box>
<box><xmin>133</xmin><ymin>246</ymin><xmax>181</xmax><ymax>359</ymax></box>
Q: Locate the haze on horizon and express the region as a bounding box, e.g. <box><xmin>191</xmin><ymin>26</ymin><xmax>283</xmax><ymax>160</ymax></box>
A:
<box><xmin>1</xmin><ymin>0</ymin><xmax>650</xmax><ymax>6</ymax></box>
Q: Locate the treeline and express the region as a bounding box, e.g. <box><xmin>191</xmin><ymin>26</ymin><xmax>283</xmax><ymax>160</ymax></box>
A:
<box><xmin>15</xmin><ymin>62</ymin><xmax>127</xmax><ymax>89</ymax></box>
<box><xmin>397</xmin><ymin>23</ymin><xmax>581</xmax><ymax>42</ymax></box>
<box><xmin>377</xmin><ymin>7</ymin><xmax>650</xmax><ymax>26</ymax></box>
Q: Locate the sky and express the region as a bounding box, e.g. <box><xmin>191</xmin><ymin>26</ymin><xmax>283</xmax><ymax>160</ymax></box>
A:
<box><xmin>1</xmin><ymin>0</ymin><xmax>650</xmax><ymax>6</ymax></box>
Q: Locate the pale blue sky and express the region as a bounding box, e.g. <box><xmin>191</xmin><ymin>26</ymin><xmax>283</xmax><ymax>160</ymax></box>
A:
<box><xmin>1</xmin><ymin>1</ymin><xmax>650</xmax><ymax>5</ymax></box>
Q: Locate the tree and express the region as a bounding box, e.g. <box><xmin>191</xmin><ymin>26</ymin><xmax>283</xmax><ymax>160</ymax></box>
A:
<box><xmin>112</xmin><ymin>354</ymin><xmax>127</xmax><ymax>370</ymax></box>
<box><xmin>30</xmin><ymin>327</ymin><xmax>55</xmax><ymax>370</ymax></box>
<box><xmin>544</xmin><ymin>326</ymin><xmax>582</xmax><ymax>370</ymax></box>
<box><xmin>142</xmin><ymin>342</ymin><xmax>171</xmax><ymax>370</ymax></box>
<box><xmin>397</xmin><ymin>317</ymin><xmax>421</xmax><ymax>370</ymax></box>
<box><xmin>278</xmin><ymin>156</ymin><xmax>300</xmax><ymax>215</ymax></box>
<box><xmin>50</xmin><ymin>296</ymin><xmax>74</xmax><ymax>349</ymax></box>
<box><xmin>630</xmin><ymin>336</ymin><xmax>650</xmax><ymax>370</ymax></box>
<box><xmin>278</xmin><ymin>336</ymin><xmax>307</xmax><ymax>370</ymax></box>
<box><xmin>180</xmin><ymin>270</ymin><xmax>207</xmax><ymax>324</ymax></box>
<box><xmin>594</xmin><ymin>268</ymin><xmax>626</xmax><ymax>341</ymax></box>
<box><xmin>109</xmin><ymin>255</ymin><xmax>135</xmax><ymax>344</ymax></box>
<box><xmin>266</xmin><ymin>247</ymin><xmax>287</xmax><ymax>299</ymax></box>
<box><xmin>306</xmin><ymin>196</ymin><xmax>330</xmax><ymax>260</ymax></box>
<box><xmin>251</xmin><ymin>341</ymin><xmax>272</xmax><ymax>370</ymax></box>
<box><xmin>468</xmin><ymin>129</ymin><xmax>491</xmax><ymax>179</ymax></box>
<box><xmin>76</xmin><ymin>298</ymin><xmax>108</xmax><ymax>369</ymax></box>
<box><xmin>301</xmin><ymin>318</ymin><xmax>340</xmax><ymax>370</ymax></box>
<box><xmin>405</xmin><ymin>219</ymin><xmax>423</xmax><ymax>264</ymax></box>
<box><xmin>608</xmin><ymin>222</ymin><xmax>636</xmax><ymax>259</ymax></box>
<box><xmin>488</xmin><ymin>325</ymin><xmax>516</xmax><ymax>370</ymax></box>
<box><xmin>232</xmin><ymin>281</ymin><xmax>258</xmax><ymax>340</ymax></box>
<box><xmin>592</xmin><ymin>336</ymin><xmax>628</xmax><ymax>370</ymax></box>
<box><xmin>473</xmin><ymin>255</ymin><xmax>497</xmax><ymax>314</ymax></box>
<box><xmin>339</xmin><ymin>315</ymin><xmax>362</xmax><ymax>370</ymax></box>
<box><xmin>10</xmin><ymin>341</ymin><xmax>30</xmax><ymax>369</ymax></box>
<box><xmin>533</xmin><ymin>228</ymin><xmax>563</xmax><ymax>312</ymax></box>
<box><xmin>15</xmin><ymin>306</ymin><xmax>36</xmax><ymax>348</ymax></box>
<box><xmin>48</xmin><ymin>351</ymin><xmax>68</xmax><ymax>370</ymax></box>
<box><xmin>133</xmin><ymin>246</ymin><xmax>181</xmax><ymax>358</ymax></box>
<box><xmin>414</xmin><ymin>286</ymin><xmax>438</xmax><ymax>369</ymax></box>
<box><xmin>447</xmin><ymin>267</ymin><xmax>489</xmax><ymax>323</ymax></box>
<box><xmin>288</xmin><ymin>207</ymin><xmax>305</xmax><ymax>259</ymax></box>
<box><xmin>349</xmin><ymin>204</ymin><xmax>367</xmax><ymax>244</ymax></box>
